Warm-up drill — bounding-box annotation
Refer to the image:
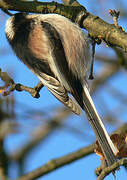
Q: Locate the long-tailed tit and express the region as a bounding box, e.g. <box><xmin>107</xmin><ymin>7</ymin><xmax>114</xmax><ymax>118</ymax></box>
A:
<box><xmin>5</xmin><ymin>13</ymin><xmax>117</xmax><ymax>166</ymax></box>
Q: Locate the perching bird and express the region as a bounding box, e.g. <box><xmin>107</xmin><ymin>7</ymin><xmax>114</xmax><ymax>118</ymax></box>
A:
<box><xmin>5</xmin><ymin>13</ymin><xmax>117</xmax><ymax>166</ymax></box>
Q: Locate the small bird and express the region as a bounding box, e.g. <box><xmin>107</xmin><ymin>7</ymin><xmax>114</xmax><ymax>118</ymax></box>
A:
<box><xmin>5</xmin><ymin>13</ymin><xmax>117</xmax><ymax>166</ymax></box>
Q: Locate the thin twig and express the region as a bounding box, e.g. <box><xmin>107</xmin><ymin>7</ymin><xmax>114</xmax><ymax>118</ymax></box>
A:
<box><xmin>97</xmin><ymin>159</ymin><xmax>127</xmax><ymax>180</ymax></box>
<box><xmin>0</xmin><ymin>68</ymin><xmax>44</xmax><ymax>98</ymax></box>
<box><xmin>109</xmin><ymin>9</ymin><xmax>120</xmax><ymax>27</ymax></box>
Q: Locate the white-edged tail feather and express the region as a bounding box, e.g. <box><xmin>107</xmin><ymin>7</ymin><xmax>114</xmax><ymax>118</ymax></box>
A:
<box><xmin>83</xmin><ymin>85</ymin><xmax>117</xmax><ymax>165</ymax></box>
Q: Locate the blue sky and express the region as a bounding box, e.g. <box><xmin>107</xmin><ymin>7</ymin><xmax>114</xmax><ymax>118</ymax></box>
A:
<box><xmin>0</xmin><ymin>0</ymin><xmax>127</xmax><ymax>180</ymax></box>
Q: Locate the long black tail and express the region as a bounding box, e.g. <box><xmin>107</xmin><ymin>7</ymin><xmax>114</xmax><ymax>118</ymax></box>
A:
<box><xmin>72</xmin><ymin>82</ymin><xmax>117</xmax><ymax>166</ymax></box>
<box><xmin>82</xmin><ymin>86</ymin><xmax>117</xmax><ymax>166</ymax></box>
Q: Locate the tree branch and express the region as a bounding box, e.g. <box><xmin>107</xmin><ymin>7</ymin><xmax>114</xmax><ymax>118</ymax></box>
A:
<box><xmin>2</xmin><ymin>82</ymin><xmax>44</xmax><ymax>98</ymax></box>
<box><xmin>0</xmin><ymin>0</ymin><xmax>86</xmax><ymax>22</ymax></box>
<box><xmin>10</xmin><ymin>108</ymin><xmax>72</xmax><ymax>162</ymax></box>
<box><xmin>13</xmin><ymin>123</ymin><xmax>127</xmax><ymax>180</ymax></box>
<box><xmin>16</xmin><ymin>144</ymin><xmax>94</xmax><ymax>180</ymax></box>
<box><xmin>62</xmin><ymin>0</ymin><xmax>80</xmax><ymax>6</ymax></box>
<box><xmin>97</xmin><ymin>159</ymin><xmax>127</xmax><ymax>180</ymax></box>
<box><xmin>1</xmin><ymin>0</ymin><xmax>127</xmax><ymax>51</ymax></box>
<box><xmin>0</xmin><ymin>68</ymin><xmax>44</xmax><ymax>98</ymax></box>
<box><xmin>82</xmin><ymin>14</ymin><xmax>127</xmax><ymax>51</ymax></box>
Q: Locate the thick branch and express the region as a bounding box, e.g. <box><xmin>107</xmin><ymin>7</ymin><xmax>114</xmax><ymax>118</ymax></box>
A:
<box><xmin>14</xmin><ymin>123</ymin><xmax>127</xmax><ymax>180</ymax></box>
<box><xmin>16</xmin><ymin>144</ymin><xmax>94</xmax><ymax>180</ymax></box>
<box><xmin>82</xmin><ymin>14</ymin><xmax>127</xmax><ymax>51</ymax></box>
<box><xmin>0</xmin><ymin>1</ymin><xmax>127</xmax><ymax>50</ymax></box>
<box><xmin>0</xmin><ymin>0</ymin><xmax>86</xmax><ymax>22</ymax></box>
